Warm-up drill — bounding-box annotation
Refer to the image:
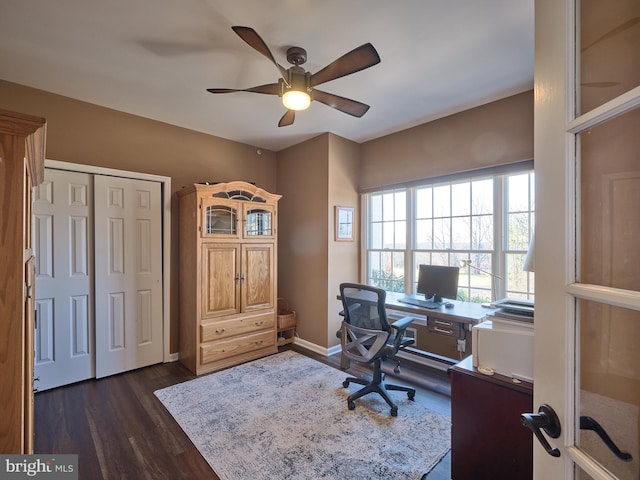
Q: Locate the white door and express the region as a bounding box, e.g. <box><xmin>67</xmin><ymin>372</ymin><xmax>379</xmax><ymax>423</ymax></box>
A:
<box><xmin>94</xmin><ymin>175</ymin><xmax>163</xmax><ymax>378</ymax></box>
<box><xmin>33</xmin><ymin>169</ymin><xmax>94</xmax><ymax>391</ymax></box>
<box><xmin>533</xmin><ymin>0</ymin><xmax>640</xmax><ymax>478</ymax></box>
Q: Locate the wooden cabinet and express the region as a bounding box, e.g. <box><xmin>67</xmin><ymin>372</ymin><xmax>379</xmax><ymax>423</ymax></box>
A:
<box><xmin>450</xmin><ymin>356</ymin><xmax>533</xmax><ymax>480</ymax></box>
<box><xmin>0</xmin><ymin>109</ymin><xmax>46</xmax><ymax>453</ymax></box>
<box><xmin>178</xmin><ymin>182</ymin><xmax>281</xmax><ymax>375</ymax></box>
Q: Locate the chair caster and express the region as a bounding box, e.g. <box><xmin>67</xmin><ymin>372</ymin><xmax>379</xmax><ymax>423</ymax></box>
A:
<box><xmin>343</xmin><ymin>380</ymin><xmax>350</xmax><ymax>388</ymax></box>
<box><xmin>390</xmin><ymin>406</ymin><xmax>398</xmax><ymax>417</ymax></box>
<box><xmin>408</xmin><ymin>391</ymin><xmax>415</xmax><ymax>401</ymax></box>
<box><xmin>393</xmin><ymin>361</ymin><xmax>401</xmax><ymax>374</ymax></box>
<box><xmin>348</xmin><ymin>400</ymin><xmax>356</xmax><ymax>411</ymax></box>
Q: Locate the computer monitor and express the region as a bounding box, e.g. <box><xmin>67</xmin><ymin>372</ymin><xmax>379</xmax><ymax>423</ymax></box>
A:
<box><xmin>416</xmin><ymin>264</ymin><xmax>460</xmax><ymax>304</ymax></box>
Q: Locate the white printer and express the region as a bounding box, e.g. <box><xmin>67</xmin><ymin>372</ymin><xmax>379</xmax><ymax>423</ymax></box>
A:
<box><xmin>472</xmin><ymin>298</ymin><xmax>534</xmax><ymax>382</ymax></box>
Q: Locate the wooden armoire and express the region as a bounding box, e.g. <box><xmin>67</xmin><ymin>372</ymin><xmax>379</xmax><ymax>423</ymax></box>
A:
<box><xmin>0</xmin><ymin>109</ymin><xmax>47</xmax><ymax>453</ymax></box>
<box><xmin>178</xmin><ymin>182</ymin><xmax>281</xmax><ymax>375</ymax></box>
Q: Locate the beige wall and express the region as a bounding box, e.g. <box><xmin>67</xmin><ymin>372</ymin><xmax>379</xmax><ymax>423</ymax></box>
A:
<box><xmin>276</xmin><ymin>133</ymin><xmax>361</xmax><ymax>350</ymax></box>
<box><xmin>360</xmin><ymin>90</ymin><xmax>533</xmax><ymax>191</ymax></box>
<box><xmin>0</xmin><ymin>80</ymin><xmax>277</xmax><ymax>353</ymax></box>
<box><xmin>326</xmin><ymin>134</ymin><xmax>360</xmax><ymax>348</ymax></box>
<box><xmin>276</xmin><ymin>135</ymin><xmax>330</xmax><ymax>347</ymax></box>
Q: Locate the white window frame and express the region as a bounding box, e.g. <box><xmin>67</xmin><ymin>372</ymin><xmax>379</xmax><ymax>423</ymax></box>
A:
<box><xmin>362</xmin><ymin>165</ymin><xmax>535</xmax><ymax>302</ymax></box>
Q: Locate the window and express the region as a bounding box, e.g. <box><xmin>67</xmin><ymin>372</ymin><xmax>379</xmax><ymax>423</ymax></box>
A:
<box><xmin>364</xmin><ymin>168</ymin><xmax>535</xmax><ymax>302</ymax></box>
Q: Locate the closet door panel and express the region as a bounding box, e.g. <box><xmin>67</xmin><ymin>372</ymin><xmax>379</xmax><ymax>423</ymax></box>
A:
<box><xmin>33</xmin><ymin>169</ymin><xmax>94</xmax><ymax>391</ymax></box>
<box><xmin>94</xmin><ymin>175</ymin><xmax>163</xmax><ymax>378</ymax></box>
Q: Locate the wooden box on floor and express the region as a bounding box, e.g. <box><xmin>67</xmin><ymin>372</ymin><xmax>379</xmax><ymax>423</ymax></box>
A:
<box><xmin>178</xmin><ymin>182</ymin><xmax>281</xmax><ymax>375</ymax></box>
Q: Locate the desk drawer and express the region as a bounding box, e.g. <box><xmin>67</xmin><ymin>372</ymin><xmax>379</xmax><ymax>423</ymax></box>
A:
<box><xmin>427</xmin><ymin>317</ymin><xmax>461</xmax><ymax>337</ymax></box>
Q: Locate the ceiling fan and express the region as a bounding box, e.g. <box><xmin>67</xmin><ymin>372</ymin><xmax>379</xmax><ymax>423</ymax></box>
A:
<box><xmin>206</xmin><ymin>26</ymin><xmax>381</xmax><ymax>127</ymax></box>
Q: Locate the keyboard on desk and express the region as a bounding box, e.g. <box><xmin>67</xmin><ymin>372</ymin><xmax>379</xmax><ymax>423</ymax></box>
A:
<box><xmin>398</xmin><ymin>296</ymin><xmax>442</xmax><ymax>309</ymax></box>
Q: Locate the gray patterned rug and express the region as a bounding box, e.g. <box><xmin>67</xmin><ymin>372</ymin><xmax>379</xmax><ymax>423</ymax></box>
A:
<box><xmin>154</xmin><ymin>350</ymin><xmax>450</xmax><ymax>480</ymax></box>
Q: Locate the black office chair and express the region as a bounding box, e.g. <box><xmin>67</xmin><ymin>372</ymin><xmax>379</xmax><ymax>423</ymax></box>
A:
<box><xmin>339</xmin><ymin>283</ymin><xmax>416</xmax><ymax>416</ymax></box>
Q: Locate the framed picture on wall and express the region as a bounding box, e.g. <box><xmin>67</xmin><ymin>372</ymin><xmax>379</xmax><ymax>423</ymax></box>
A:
<box><xmin>335</xmin><ymin>206</ymin><xmax>354</xmax><ymax>241</ymax></box>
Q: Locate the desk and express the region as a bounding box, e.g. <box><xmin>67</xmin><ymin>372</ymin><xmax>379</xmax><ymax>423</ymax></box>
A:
<box><xmin>383</xmin><ymin>293</ymin><xmax>487</xmax><ymax>363</ymax></box>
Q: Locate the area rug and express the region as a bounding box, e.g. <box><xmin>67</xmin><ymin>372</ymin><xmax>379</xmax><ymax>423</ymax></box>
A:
<box><xmin>154</xmin><ymin>350</ymin><xmax>450</xmax><ymax>480</ymax></box>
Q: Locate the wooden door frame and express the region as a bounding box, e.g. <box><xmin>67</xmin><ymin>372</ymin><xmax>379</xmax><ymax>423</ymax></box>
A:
<box><xmin>44</xmin><ymin>159</ymin><xmax>172</xmax><ymax>363</ymax></box>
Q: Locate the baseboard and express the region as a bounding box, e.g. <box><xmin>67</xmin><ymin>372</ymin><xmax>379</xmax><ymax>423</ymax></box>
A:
<box><xmin>166</xmin><ymin>352</ymin><xmax>179</xmax><ymax>362</ymax></box>
<box><xmin>290</xmin><ymin>337</ymin><xmax>342</xmax><ymax>357</ymax></box>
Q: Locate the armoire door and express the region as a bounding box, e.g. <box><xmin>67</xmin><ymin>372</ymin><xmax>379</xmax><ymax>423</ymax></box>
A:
<box><xmin>33</xmin><ymin>169</ymin><xmax>94</xmax><ymax>391</ymax></box>
<box><xmin>242</xmin><ymin>243</ymin><xmax>275</xmax><ymax>312</ymax></box>
<box><xmin>94</xmin><ymin>175</ymin><xmax>163</xmax><ymax>378</ymax></box>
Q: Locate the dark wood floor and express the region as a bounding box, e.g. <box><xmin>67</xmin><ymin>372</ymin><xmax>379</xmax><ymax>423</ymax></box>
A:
<box><xmin>34</xmin><ymin>345</ymin><xmax>452</xmax><ymax>479</ymax></box>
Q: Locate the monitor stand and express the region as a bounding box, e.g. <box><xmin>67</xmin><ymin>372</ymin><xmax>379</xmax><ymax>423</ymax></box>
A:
<box><xmin>431</xmin><ymin>294</ymin><xmax>444</xmax><ymax>305</ymax></box>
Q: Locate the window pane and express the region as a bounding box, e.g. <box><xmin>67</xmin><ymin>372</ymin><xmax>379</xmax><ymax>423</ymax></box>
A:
<box><xmin>508</xmin><ymin>173</ymin><xmax>530</xmax><ymax>212</ymax></box>
<box><xmin>433</xmin><ymin>218</ymin><xmax>451</xmax><ymax>249</ymax></box>
<box><xmin>472</xmin><ymin>178</ymin><xmax>493</xmax><ymax>215</ymax></box>
<box><xmin>394</xmin><ymin>220</ymin><xmax>406</xmax><ymax>249</ymax></box>
<box><xmin>415</xmin><ymin>219</ymin><xmax>432</xmax><ymax>249</ymax></box>
<box><xmin>580</xmin><ymin>0</ymin><xmax>640</xmax><ymax>114</ymax></box>
<box><xmin>433</xmin><ymin>185</ymin><xmax>450</xmax><ymax>217</ymax></box>
<box><xmin>472</xmin><ymin>215</ymin><xmax>494</xmax><ymax>250</ymax></box>
<box><xmin>383</xmin><ymin>193</ymin><xmax>395</xmax><ymax>220</ymax></box>
<box><xmin>508</xmin><ymin>212</ymin><xmax>530</xmax><ymax>250</ymax></box>
<box><xmin>452</xmin><ymin>182</ymin><xmax>470</xmax><ymax>216</ymax></box>
<box><xmin>383</xmin><ymin>222</ymin><xmax>395</xmax><ymax>249</ymax></box>
<box><xmin>370</xmin><ymin>222</ymin><xmax>382</xmax><ymax>249</ymax></box>
<box><xmin>451</xmin><ymin>217</ymin><xmax>471</xmax><ymax>250</ymax></box>
<box><xmin>416</xmin><ymin>187</ymin><xmax>432</xmax><ymax>218</ymax></box>
<box><xmin>578</xmin><ymin>299</ymin><xmax>640</xmax><ymax>480</ymax></box>
<box><xmin>394</xmin><ymin>191</ymin><xmax>407</xmax><ymax>220</ymax></box>
<box><xmin>580</xmin><ymin>107</ymin><xmax>640</xmax><ymax>290</ymax></box>
<box><xmin>371</xmin><ymin>194</ymin><xmax>382</xmax><ymax>222</ymax></box>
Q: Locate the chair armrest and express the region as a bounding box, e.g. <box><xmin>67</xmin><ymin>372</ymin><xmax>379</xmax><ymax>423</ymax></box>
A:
<box><xmin>390</xmin><ymin>316</ymin><xmax>415</xmax><ymax>350</ymax></box>
<box><xmin>391</xmin><ymin>316</ymin><xmax>414</xmax><ymax>333</ymax></box>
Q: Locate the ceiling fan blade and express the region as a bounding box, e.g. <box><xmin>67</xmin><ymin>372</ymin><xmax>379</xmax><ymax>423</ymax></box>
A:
<box><xmin>206</xmin><ymin>83</ymin><xmax>280</xmax><ymax>95</ymax></box>
<box><xmin>310</xmin><ymin>43</ymin><xmax>380</xmax><ymax>87</ymax></box>
<box><xmin>312</xmin><ymin>89</ymin><xmax>370</xmax><ymax>117</ymax></box>
<box><xmin>278</xmin><ymin>110</ymin><xmax>295</xmax><ymax>127</ymax></box>
<box><xmin>232</xmin><ymin>26</ymin><xmax>289</xmax><ymax>83</ymax></box>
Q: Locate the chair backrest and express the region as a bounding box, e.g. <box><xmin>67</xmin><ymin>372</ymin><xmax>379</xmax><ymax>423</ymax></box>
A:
<box><xmin>339</xmin><ymin>283</ymin><xmax>391</xmax><ymax>333</ymax></box>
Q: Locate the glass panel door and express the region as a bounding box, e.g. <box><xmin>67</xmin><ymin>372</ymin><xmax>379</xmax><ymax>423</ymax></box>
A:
<box><xmin>572</xmin><ymin>0</ymin><xmax>640</xmax><ymax>478</ymax></box>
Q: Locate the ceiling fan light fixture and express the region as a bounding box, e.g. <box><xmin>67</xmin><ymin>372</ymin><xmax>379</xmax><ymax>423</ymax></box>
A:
<box><xmin>282</xmin><ymin>89</ymin><xmax>311</xmax><ymax>111</ymax></box>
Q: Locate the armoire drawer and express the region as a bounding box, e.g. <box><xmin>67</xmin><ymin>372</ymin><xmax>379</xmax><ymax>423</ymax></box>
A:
<box><xmin>200</xmin><ymin>330</ymin><xmax>275</xmax><ymax>365</ymax></box>
<box><xmin>200</xmin><ymin>311</ymin><xmax>275</xmax><ymax>342</ymax></box>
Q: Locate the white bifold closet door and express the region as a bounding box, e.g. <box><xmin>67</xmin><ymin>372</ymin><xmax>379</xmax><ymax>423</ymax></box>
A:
<box><xmin>33</xmin><ymin>169</ymin><xmax>94</xmax><ymax>390</ymax></box>
<box><xmin>93</xmin><ymin>174</ymin><xmax>162</xmax><ymax>378</ymax></box>
<box><xmin>33</xmin><ymin>169</ymin><xmax>163</xmax><ymax>390</ymax></box>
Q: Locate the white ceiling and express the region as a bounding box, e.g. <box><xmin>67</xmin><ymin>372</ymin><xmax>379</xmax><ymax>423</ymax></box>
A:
<box><xmin>0</xmin><ymin>0</ymin><xmax>534</xmax><ymax>152</ymax></box>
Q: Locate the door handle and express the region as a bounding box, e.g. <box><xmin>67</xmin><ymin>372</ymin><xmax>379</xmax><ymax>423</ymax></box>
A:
<box><xmin>521</xmin><ymin>404</ymin><xmax>562</xmax><ymax>457</ymax></box>
<box><xmin>580</xmin><ymin>416</ymin><xmax>632</xmax><ymax>461</ymax></box>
